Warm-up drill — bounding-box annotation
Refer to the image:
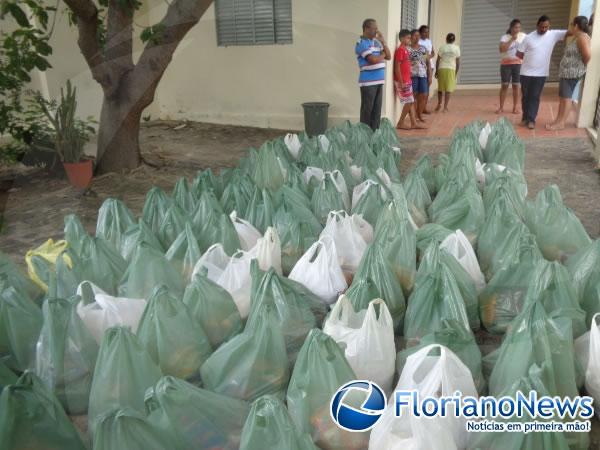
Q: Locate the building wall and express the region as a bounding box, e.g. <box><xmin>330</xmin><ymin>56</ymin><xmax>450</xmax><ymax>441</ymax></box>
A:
<box><xmin>148</xmin><ymin>0</ymin><xmax>392</xmax><ymax>129</ymax></box>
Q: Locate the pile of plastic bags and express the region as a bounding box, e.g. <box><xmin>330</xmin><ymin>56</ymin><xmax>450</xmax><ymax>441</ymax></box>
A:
<box><xmin>0</xmin><ymin>117</ymin><xmax>598</xmax><ymax>449</ymax></box>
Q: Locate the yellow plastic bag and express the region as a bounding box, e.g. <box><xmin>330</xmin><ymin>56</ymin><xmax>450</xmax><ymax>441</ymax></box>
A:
<box><xmin>25</xmin><ymin>239</ymin><xmax>72</xmax><ymax>291</ymax></box>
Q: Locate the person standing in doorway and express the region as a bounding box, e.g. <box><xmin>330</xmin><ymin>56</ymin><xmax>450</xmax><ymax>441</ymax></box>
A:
<box><xmin>419</xmin><ymin>25</ymin><xmax>435</xmax><ymax>114</ymax></box>
<box><xmin>355</xmin><ymin>19</ymin><xmax>391</xmax><ymax>130</ymax></box>
<box><xmin>395</xmin><ymin>29</ymin><xmax>425</xmax><ymax>130</ymax></box>
<box><xmin>516</xmin><ymin>15</ymin><xmax>569</xmax><ymax>129</ymax></box>
<box><xmin>435</xmin><ymin>33</ymin><xmax>461</xmax><ymax>112</ymax></box>
<box><xmin>497</xmin><ymin>19</ymin><xmax>526</xmax><ymax>114</ymax></box>
<box><xmin>409</xmin><ymin>29</ymin><xmax>431</xmax><ymax>122</ymax></box>
<box><xmin>547</xmin><ymin>16</ymin><xmax>591</xmax><ymax>130</ymax></box>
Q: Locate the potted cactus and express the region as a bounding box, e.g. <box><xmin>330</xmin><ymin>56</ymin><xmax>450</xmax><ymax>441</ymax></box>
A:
<box><xmin>35</xmin><ymin>81</ymin><xmax>96</xmax><ymax>188</ymax></box>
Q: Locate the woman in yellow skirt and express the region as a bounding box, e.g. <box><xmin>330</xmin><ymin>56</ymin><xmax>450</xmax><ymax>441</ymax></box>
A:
<box><xmin>435</xmin><ymin>33</ymin><xmax>461</xmax><ymax>112</ymax></box>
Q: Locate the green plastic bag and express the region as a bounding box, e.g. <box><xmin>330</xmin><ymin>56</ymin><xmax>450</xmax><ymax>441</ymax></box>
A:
<box><xmin>374</xmin><ymin>189</ymin><xmax>417</xmax><ymax>296</ymax></box>
<box><xmin>165</xmin><ymin>222</ymin><xmax>202</xmax><ymax>282</ymax></box>
<box><xmin>78</xmin><ymin>235</ymin><xmax>128</xmax><ymax>295</ymax></box>
<box><xmin>119</xmin><ymin>243</ymin><xmax>185</xmax><ymax>299</ymax></box>
<box><xmin>404</xmin><ymin>243</ymin><xmax>473</xmax><ymax>342</ymax></box>
<box><xmin>35</xmin><ymin>297</ymin><xmax>98</xmax><ymax>414</ymax></box>
<box><xmin>488</xmin><ymin>135</ymin><xmax>525</xmax><ymax>173</ymax></box>
<box><xmin>220</xmin><ymin>170</ymin><xmax>255</xmax><ymax>216</ymax></box>
<box><xmin>142</xmin><ymin>187</ymin><xmax>172</xmax><ymax>235</ymax></box>
<box><xmin>145</xmin><ymin>376</ymin><xmax>250</xmax><ymax>450</ymax></box>
<box><xmin>376</xmin><ymin>148</ymin><xmax>402</xmax><ymax>183</ymax></box>
<box><xmin>137</xmin><ymin>285</ymin><xmax>212</xmax><ymax>380</ymax></box>
<box><xmin>245</xmin><ymin>187</ymin><xmax>275</xmax><ymax>233</ymax></box>
<box><xmin>193</xmin><ymin>168</ymin><xmax>223</xmax><ymax>199</ymax></box>
<box><xmin>287</xmin><ymin>329</ymin><xmax>367</xmax><ymax>450</ymax></box>
<box><xmin>482</xmin><ymin>168</ymin><xmax>527</xmax><ymax>216</ymax></box>
<box><xmin>397</xmin><ymin>318</ymin><xmax>485</xmax><ymax>393</ymax></box>
<box><xmin>567</xmin><ymin>240</ymin><xmax>600</xmax><ymax>326</ymax></box>
<box><xmin>526</xmin><ymin>185</ymin><xmax>591</xmax><ymax>262</ymax></box>
<box><xmin>344</xmin><ymin>242</ymin><xmax>406</xmax><ymax>331</ymax></box>
<box><xmin>467</xmin><ymin>365</ymin><xmax>575</xmax><ymax>450</ymax></box>
<box><xmin>192</xmin><ymin>190</ymin><xmax>241</xmax><ymax>254</ymax></box>
<box><xmin>200</xmin><ymin>305</ymin><xmax>289</xmax><ymax>401</ymax></box>
<box><xmin>93</xmin><ymin>407</ymin><xmax>179</xmax><ymax>450</ymax></box>
<box><xmin>416</xmin><ymin>223</ymin><xmax>452</xmax><ymax>255</ymax></box>
<box><xmin>120</xmin><ymin>219</ymin><xmax>164</xmax><ymax>262</ymax></box>
<box><xmin>0</xmin><ymin>360</ymin><xmax>16</xmax><ymax>394</ymax></box>
<box><xmin>486</xmin><ymin>302</ymin><xmax>580</xmax><ymax>403</ymax></box>
<box><xmin>63</xmin><ymin>214</ymin><xmax>90</xmax><ymax>257</ymax></box>
<box><xmin>434</xmin><ymin>153</ymin><xmax>449</xmax><ymax>194</ymax></box>
<box><xmin>274</xmin><ymin>194</ymin><xmax>321</xmax><ymax>275</ymax></box>
<box><xmin>96</xmin><ymin>198</ymin><xmax>136</xmax><ymax>252</ymax></box>
<box><xmin>172</xmin><ymin>177</ymin><xmax>196</xmax><ymax>213</ymax></box>
<box><xmin>479</xmin><ymin>232</ymin><xmax>543</xmax><ymax>333</ymax></box>
<box><xmin>0</xmin><ymin>282</ymin><xmax>42</xmax><ymax>372</ymax></box>
<box><xmin>158</xmin><ymin>203</ymin><xmax>189</xmax><ymax>249</ymax></box>
<box><xmin>53</xmin><ymin>249</ymin><xmax>83</xmax><ymax>299</ymax></box>
<box><xmin>253</xmin><ymin>141</ymin><xmax>286</xmax><ymax>192</ymax></box>
<box><xmin>411</xmin><ymin>154</ymin><xmax>436</xmax><ymax>194</ymax></box>
<box><xmin>403</xmin><ymin>170</ymin><xmax>431</xmax><ymax>227</ymax></box>
<box><xmin>430</xmin><ymin>181</ymin><xmax>485</xmax><ymax>243</ymax></box>
<box><xmin>183</xmin><ymin>271</ymin><xmax>243</xmax><ymax>348</ymax></box>
<box><xmin>0</xmin><ymin>252</ymin><xmax>42</xmax><ymax>304</ymax></box>
<box><xmin>0</xmin><ymin>371</ymin><xmax>86</xmax><ymax>450</ymax></box>
<box><xmin>88</xmin><ymin>327</ymin><xmax>162</xmax><ymax>435</ymax></box>
<box><xmin>240</xmin><ymin>395</ymin><xmax>318</xmax><ymax>450</ymax></box>
<box><xmin>477</xmin><ymin>197</ymin><xmax>525</xmax><ymax>279</ymax></box>
<box><xmin>247</xmin><ymin>264</ymin><xmax>318</xmax><ymax>362</ymax></box>
<box><xmin>311</xmin><ymin>172</ymin><xmax>347</xmax><ymax>225</ymax></box>
<box><xmin>351</xmin><ymin>180</ymin><xmax>387</xmax><ymax>226</ymax></box>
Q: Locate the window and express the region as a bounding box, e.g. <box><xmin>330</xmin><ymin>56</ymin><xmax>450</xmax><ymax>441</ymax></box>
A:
<box><xmin>215</xmin><ymin>0</ymin><xmax>293</xmax><ymax>46</ymax></box>
<box><xmin>401</xmin><ymin>0</ymin><xmax>419</xmax><ymax>30</ymax></box>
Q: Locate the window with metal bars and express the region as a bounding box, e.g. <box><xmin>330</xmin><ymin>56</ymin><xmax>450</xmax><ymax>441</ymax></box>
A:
<box><xmin>401</xmin><ymin>0</ymin><xmax>419</xmax><ymax>30</ymax></box>
<box><xmin>215</xmin><ymin>0</ymin><xmax>293</xmax><ymax>46</ymax></box>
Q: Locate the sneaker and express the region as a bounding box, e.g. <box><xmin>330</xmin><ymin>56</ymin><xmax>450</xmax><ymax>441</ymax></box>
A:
<box><xmin>527</xmin><ymin>122</ymin><xmax>535</xmax><ymax>130</ymax></box>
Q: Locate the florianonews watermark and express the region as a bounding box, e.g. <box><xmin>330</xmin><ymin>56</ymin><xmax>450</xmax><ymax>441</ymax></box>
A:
<box><xmin>330</xmin><ymin>381</ymin><xmax>594</xmax><ymax>433</ymax></box>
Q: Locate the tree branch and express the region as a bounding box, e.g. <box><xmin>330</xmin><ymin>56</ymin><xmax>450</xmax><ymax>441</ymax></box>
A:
<box><xmin>62</xmin><ymin>0</ymin><xmax>111</xmax><ymax>90</ymax></box>
<box><xmin>129</xmin><ymin>0</ymin><xmax>213</xmax><ymax>107</ymax></box>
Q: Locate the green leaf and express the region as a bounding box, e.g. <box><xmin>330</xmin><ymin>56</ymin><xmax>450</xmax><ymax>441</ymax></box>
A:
<box><xmin>7</xmin><ymin>3</ymin><xmax>30</xmax><ymax>28</ymax></box>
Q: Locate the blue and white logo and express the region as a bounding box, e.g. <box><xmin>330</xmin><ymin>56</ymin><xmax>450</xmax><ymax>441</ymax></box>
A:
<box><xmin>330</xmin><ymin>380</ymin><xmax>387</xmax><ymax>432</ymax></box>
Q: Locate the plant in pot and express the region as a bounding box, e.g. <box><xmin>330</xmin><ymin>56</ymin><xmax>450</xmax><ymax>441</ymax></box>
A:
<box><xmin>34</xmin><ymin>81</ymin><xmax>96</xmax><ymax>188</ymax></box>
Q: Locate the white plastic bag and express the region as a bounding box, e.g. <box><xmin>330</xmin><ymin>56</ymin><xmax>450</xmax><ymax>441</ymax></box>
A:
<box><xmin>350</xmin><ymin>165</ymin><xmax>362</xmax><ymax>182</ymax></box>
<box><xmin>318</xmin><ymin>134</ymin><xmax>330</xmax><ymax>152</ymax></box>
<box><xmin>575</xmin><ymin>313</ymin><xmax>600</xmax><ymax>410</ymax></box>
<box><xmin>284</xmin><ymin>133</ymin><xmax>302</xmax><ymax>159</ymax></box>
<box><xmin>323</xmin><ymin>296</ymin><xmax>395</xmax><ymax>393</ymax></box>
<box><xmin>218</xmin><ymin>227</ymin><xmax>282</xmax><ymax>318</ymax></box>
<box><xmin>191</xmin><ymin>243</ymin><xmax>230</xmax><ymax>282</ymax></box>
<box><xmin>230</xmin><ymin>210</ymin><xmax>261</xmax><ymax>251</ymax></box>
<box><xmin>288</xmin><ymin>238</ymin><xmax>347</xmax><ymax>304</ymax></box>
<box><xmin>369</xmin><ymin>344</ymin><xmax>478</xmax><ymax>450</ymax></box>
<box><xmin>247</xmin><ymin>226</ymin><xmax>282</xmax><ymax>275</ymax></box>
<box><xmin>376</xmin><ymin>168</ymin><xmax>392</xmax><ymax>188</ymax></box>
<box><xmin>75</xmin><ymin>281</ymin><xmax>147</xmax><ymax>344</ymax></box>
<box><xmin>479</xmin><ymin>122</ymin><xmax>491</xmax><ymax>150</ymax></box>
<box><xmin>303</xmin><ymin>166</ymin><xmax>324</xmax><ymax>186</ymax></box>
<box><xmin>218</xmin><ymin>251</ymin><xmax>253</xmax><ymax>319</ymax></box>
<box><xmin>475</xmin><ymin>159</ymin><xmax>486</xmax><ymax>191</ymax></box>
<box><xmin>320</xmin><ymin>211</ymin><xmax>372</xmax><ymax>274</ymax></box>
<box><xmin>440</xmin><ymin>230</ymin><xmax>486</xmax><ymax>293</ymax></box>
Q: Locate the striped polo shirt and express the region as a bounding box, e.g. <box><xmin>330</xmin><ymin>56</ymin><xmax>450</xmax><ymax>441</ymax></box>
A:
<box><xmin>355</xmin><ymin>37</ymin><xmax>386</xmax><ymax>87</ymax></box>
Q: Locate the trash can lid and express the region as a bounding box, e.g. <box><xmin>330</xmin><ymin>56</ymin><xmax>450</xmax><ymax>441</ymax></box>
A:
<box><xmin>302</xmin><ymin>102</ymin><xmax>330</xmax><ymax>108</ymax></box>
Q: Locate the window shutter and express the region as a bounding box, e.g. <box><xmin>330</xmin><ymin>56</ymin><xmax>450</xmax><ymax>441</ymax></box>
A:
<box><xmin>215</xmin><ymin>0</ymin><xmax>292</xmax><ymax>46</ymax></box>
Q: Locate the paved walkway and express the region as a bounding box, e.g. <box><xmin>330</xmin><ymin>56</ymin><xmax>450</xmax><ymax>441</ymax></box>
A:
<box><xmin>401</xmin><ymin>88</ymin><xmax>590</xmax><ymax>139</ymax></box>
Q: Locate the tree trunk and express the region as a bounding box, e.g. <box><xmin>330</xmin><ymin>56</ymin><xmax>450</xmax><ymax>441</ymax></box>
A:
<box><xmin>96</xmin><ymin>94</ymin><xmax>142</xmax><ymax>174</ymax></box>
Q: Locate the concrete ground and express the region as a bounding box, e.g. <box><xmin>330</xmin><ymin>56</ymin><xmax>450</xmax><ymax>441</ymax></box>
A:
<box><xmin>0</xmin><ymin>120</ymin><xmax>599</xmax><ymax>446</ymax></box>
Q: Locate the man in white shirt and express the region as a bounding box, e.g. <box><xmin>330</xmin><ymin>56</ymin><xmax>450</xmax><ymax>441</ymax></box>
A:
<box><xmin>517</xmin><ymin>15</ymin><xmax>568</xmax><ymax>129</ymax></box>
<box><xmin>419</xmin><ymin>25</ymin><xmax>435</xmax><ymax>114</ymax></box>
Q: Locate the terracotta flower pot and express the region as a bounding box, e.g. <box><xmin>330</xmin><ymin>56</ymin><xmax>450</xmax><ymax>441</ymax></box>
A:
<box><xmin>63</xmin><ymin>159</ymin><xmax>93</xmax><ymax>188</ymax></box>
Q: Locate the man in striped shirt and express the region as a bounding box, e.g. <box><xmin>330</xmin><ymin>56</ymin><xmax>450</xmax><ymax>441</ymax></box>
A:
<box><xmin>356</xmin><ymin>19</ymin><xmax>391</xmax><ymax>130</ymax></box>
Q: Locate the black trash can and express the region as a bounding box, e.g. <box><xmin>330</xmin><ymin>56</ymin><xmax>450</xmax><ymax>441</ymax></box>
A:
<box><xmin>302</xmin><ymin>102</ymin><xmax>330</xmax><ymax>136</ymax></box>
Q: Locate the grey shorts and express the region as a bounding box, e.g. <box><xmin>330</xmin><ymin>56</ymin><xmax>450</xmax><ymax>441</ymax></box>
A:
<box><xmin>559</xmin><ymin>78</ymin><xmax>581</xmax><ymax>99</ymax></box>
<box><xmin>500</xmin><ymin>64</ymin><xmax>521</xmax><ymax>84</ymax></box>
